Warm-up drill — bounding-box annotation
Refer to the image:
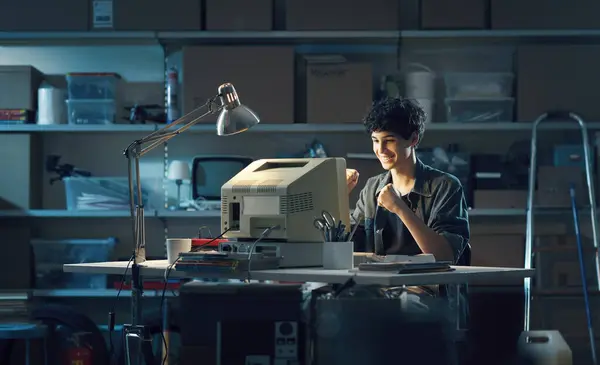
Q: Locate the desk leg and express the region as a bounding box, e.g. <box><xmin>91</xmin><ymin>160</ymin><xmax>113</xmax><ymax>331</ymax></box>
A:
<box><xmin>162</xmin><ymin>299</ymin><xmax>169</xmax><ymax>365</ymax></box>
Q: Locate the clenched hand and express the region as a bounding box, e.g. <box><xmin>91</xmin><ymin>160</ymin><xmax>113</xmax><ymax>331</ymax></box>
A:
<box><xmin>377</xmin><ymin>183</ymin><xmax>404</xmax><ymax>214</ymax></box>
<box><xmin>346</xmin><ymin>169</ymin><xmax>359</xmax><ymax>193</ymax></box>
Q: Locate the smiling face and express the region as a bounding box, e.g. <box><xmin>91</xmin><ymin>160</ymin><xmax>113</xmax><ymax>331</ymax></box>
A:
<box><xmin>371</xmin><ymin>130</ymin><xmax>417</xmax><ymax>170</ymax></box>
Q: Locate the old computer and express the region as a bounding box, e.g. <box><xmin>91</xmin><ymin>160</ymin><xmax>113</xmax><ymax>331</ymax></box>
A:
<box><xmin>220</xmin><ymin>157</ymin><xmax>349</xmax><ymax>267</ymax></box>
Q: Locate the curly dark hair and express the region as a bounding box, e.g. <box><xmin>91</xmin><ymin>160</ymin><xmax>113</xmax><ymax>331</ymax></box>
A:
<box><xmin>362</xmin><ymin>97</ymin><xmax>426</xmax><ymax>144</ymax></box>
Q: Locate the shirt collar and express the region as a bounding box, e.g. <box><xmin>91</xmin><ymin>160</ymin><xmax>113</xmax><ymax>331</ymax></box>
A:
<box><xmin>375</xmin><ymin>158</ymin><xmax>432</xmax><ymax>197</ymax></box>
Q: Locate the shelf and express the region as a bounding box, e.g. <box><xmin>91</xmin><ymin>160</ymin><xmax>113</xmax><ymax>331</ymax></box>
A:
<box><xmin>32</xmin><ymin>289</ymin><xmax>176</xmax><ymax>298</ymax></box>
<box><xmin>0</xmin><ymin>209</ymin><xmax>221</xmax><ymax>219</ymax></box>
<box><xmin>157</xmin><ymin>210</ymin><xmax>220</xmax><ymax>218</ymax></box>
<box><xmin>3</xmin><ymin>29</ymin><xmax>600</xmax><ymax>45</ymax></box>
<box><xmin>1</xmin><ymin>208</ymin><xmax>592</xmax><ymax>219</ymax></box>
<box><xmin>0</xmin><ymin>124</ymin><xmax>158</xmax><ymax>133</ymax></box>
<box><xmin>0</xmin><ymin>31</ymin><xmax>158</xmax><ymax>45</ymax></box>
<box><xmin>0</xmin><ymin>210</ymin><xmax>136</xmax><ymax>218</ymax></box>
<box><xmin>0</xmin><ymin>208</ymin><xmax>524</xmax><ymax>219</ymax></box>
<box><xmin>3</xmin><ymin>122</ymin><xmax>600</xmax><ymax>134</ymax></box>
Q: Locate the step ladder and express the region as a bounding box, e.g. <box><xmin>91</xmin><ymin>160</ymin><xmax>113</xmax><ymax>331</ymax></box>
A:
<box><xmin>524</xmin><ymin>111</ymin><xmax>600</xmax><ymax>363</ymax></box>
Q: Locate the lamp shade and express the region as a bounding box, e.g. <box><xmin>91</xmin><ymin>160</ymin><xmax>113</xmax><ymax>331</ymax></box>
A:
<box><xmin>167</xmin><ymin>160</ymin><xmax>190</xmax><ymax>180</ymax></box>
<box><xmin>216</xmin><ymin>104</ymin><xmax>260</xmax><ymax>136</ymax></box>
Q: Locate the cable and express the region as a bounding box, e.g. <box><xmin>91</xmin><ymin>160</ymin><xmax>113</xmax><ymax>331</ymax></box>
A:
<box><xmin>108</xmin><ymin>253</ymin><xmax>134</xmax><ymax>365</ymax></box>
<box><xmin>245</xmin><ymin>225</ymin><xmax>281</xmax><ymax>282</ymax></box>
<box><xmin>158</xmin><ymin>228</ymin><xmax>231</xmax><ymax>364</ymax></box>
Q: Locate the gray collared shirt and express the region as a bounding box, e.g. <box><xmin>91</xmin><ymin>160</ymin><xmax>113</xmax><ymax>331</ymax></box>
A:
<box><xmin>350</xmin><ymin>158</ymin><xmax>471</xmax><ymax>327</ymax></box>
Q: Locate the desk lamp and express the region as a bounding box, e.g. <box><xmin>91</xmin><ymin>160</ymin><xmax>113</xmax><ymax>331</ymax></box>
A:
<box><xmin>122</xmin><ymin>83</ymin><xmax>259</xmax><ymax>364</ymax></box>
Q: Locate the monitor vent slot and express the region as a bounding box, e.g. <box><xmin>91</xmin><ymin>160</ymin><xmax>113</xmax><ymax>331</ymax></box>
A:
<box><xmin>280</xmin><ymin>192</ymin><xmax>314</xmax><ymax>214</ymax></box>
<box><xmin>231</xmin><ymin>180</ymin><xmax>255</xmax><ymax>194</ymax></box>
<box><xmin>231</xmin><ymin>179</ymin><xmax>282</xmax><ymax>194</ymax></box>
<box><xmin>256</xmin><ymin>179</ymin><xmax>282</xmax><ymax>193</ymax></box>
<box><xmin>221</xmin><ymin>196</ymin><xmax>228</xmax><ymax>214</ymax></box>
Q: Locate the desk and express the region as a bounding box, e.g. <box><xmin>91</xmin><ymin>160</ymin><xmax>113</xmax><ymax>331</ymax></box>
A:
<box><xmin>64</xmin><ymin>260</ymin><xmax>534</xmax><ymax>286</ymax></box>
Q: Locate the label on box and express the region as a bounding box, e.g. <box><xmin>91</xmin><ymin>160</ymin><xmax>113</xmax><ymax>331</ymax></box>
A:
<box><xmin>93</xmin><ymin>0</ymin><xmax>114</xmax><ymax>29</ymax></box>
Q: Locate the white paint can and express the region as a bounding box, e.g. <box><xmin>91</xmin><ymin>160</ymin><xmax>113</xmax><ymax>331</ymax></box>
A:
<box><xmin>404</xmin><ymin>63</ymin><xmax>435</xmax><ymax>99</ymax></box>
<box><xmin>414</xmin><ymin>98</ymin><xmax>434</xmax><ymax>124</ymax></box>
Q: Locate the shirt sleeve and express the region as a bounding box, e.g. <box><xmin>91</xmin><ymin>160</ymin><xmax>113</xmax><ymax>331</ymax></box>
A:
<box><xmin>350</xmin><ymin>186</ymin><xmax>368</xmax><ymax>251</ymax></box>
<box><xmin>430</xmin><ymin>181</ymin><xmax>471</xmax><ymax>265</ymax></box>
<box><xmin>351</xmin><ymin>187</ymin><xmax>367</xmax><ymax>225</ymax></box>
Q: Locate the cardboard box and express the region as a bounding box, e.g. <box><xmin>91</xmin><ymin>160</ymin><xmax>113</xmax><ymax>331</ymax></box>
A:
<box><xmin>535</xmin><ymin>249</ymin><xmax>597</xmax><ymax>290</ymax></box>
<box><xmin>0</xmin><ymin>0</ymin><xmax>89</xmax><ymax>31</ymax></box>
<box><xmin>302</xmin><ymin>59</ymin><xmax>373</xmax><ymax>124</ymax></box>
<box><xmin>421</xmin><ymin>0</ymin><xmax>487</xmax><ymax>29</ymax></box>
<box><xmin>474</xmin><ymin>190</ymin><xmax>527</xmax><ymax>209</ymax></box>
<box><xmin>470</xmin><ymin>234</ymin><xmax>524</xmax><ymax>285</ymax></box>
<box><xmin>0</xmin><ymin>134</ymin><xmax>42</xmax><ymax>210</ymax></box>
<box><xmin>536</xmin><ymin>166</ymin><xmax>586</xmax><ymax>208</ymax></box>
<box><xmin>285</xmin><ymin>0</ymin><xmax>419</xmax><ymax>30</ymax></box>
<box><xmin>90</xmin><ymin>0</ymin><xmax>201</xmax><ymax>31</ymax></box>
<box><xmin>206</xmin><ymin>0</ymin><xmax>273</xmax><ymax>31</ymax></box>
<box><xmin>517</xmin><ymin>45</ymin><xmax>600</xmax><ymax>121</ymax></box>
<box><xmin>0</xmin><ymin>66</ymin><xmax>44</xmax><ymax>111</ymax></box>
<box><xmin>182</xmin><ymin>46</ymin><xmax>295</xmax><ymax>124</ymax></box>
<box><xmin>491</xmin><ymin>0</ymin><xmax>600</xmax><ymax>29</ymax></box>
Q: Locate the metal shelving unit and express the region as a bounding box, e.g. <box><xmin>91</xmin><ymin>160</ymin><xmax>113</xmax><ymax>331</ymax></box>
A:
<box><xmin>4</xmin><ymin>27</ymin><xmax>597</xmax><ymax>307</ymax></box>
<box><xmin>32</xmin><ymin>289</ymin><xmax>177</xmax><ymax>298</ymax></box>
<box><xmin>0</xmin><ymin>209</ymin><xmax>220</xmax><ymax>218</ymax></box>
<box><xmin>3</xmin><ymin>29</ymin><xmax>600</xmax><ymax>45</ymax></box>
<box><xmin>3</xmin><ymin>121</ymin><xmax>600</xmax><ymax>134</ymax></box>
<box><xmin>1</xmin><ymin>208</ymin><xmax>593</xmax><ymax>219</ymax></box>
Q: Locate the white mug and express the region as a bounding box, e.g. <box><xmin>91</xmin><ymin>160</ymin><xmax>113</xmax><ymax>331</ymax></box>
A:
<box><xmin>166</xmin><ymin>238</ymin><xmax>192</xmax><ymax>264</ymax></box>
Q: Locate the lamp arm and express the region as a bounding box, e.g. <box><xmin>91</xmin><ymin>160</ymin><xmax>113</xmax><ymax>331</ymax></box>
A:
<box><xmin>124</xmin><ymin>96</ymin><xmax>222</xmax><ymax>159</ymax></box>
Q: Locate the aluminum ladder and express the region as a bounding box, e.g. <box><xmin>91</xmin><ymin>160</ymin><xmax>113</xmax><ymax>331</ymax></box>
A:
<box><xmin>524</xmin><ymin>111</ymin><xmax>600</xmax><ymax>332</ymax></box>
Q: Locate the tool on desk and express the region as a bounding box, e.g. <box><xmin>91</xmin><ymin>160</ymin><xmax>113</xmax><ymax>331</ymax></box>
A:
<box><xmin>314</xmin><ymin>210</ymin><xmax>350</xmax><ymax>242</ymax></box>
<box><xmin>313</xmin><ymin>218</ymin><xmax>330</xmax><ymax>241</ymax></box>
<box><xmin>321</xmin><ymin>210</ymin><xmax>336</xmax><ymax>229</ymax></box>
<box><xmin>313</xmin><ymin>210</ymin><xmax>336</xmax><ymax>241</ymax></box>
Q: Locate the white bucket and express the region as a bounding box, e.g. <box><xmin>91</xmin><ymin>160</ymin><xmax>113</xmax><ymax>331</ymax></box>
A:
<box><xmin>414</xmin><ymin>98</ymin><xmax>434</xmax><ymax>124</ymax></box>
<box><xmin>404</xmin><ymin>63</ymin><xmax>435</xmax><ymax>99</ymax></box>
<box><xmin>517</xmin><ymin>330</ymin><xmax>572</xmax><ymax>365</ymax></box>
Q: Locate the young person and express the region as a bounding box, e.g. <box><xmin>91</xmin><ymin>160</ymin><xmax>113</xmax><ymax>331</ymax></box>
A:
<box><xmin>347</xmin><ymin>97</ymin><xmax>471</xmax><ymax>325</ymax></box>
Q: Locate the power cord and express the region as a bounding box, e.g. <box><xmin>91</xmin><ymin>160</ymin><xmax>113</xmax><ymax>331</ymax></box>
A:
<box><xmin>158</xmin><ymin>227</ymin><xmax>231</xmax><ymax>365</ymax></box>
<box><xmin>245</xmin><ymin>225</ymin><xmax>281</xmax><ymax>282</ymax></box>
<box><xmin>108</xmin><ymin>253</ymin><xmax>134</xmax><ymax>365</ymax></box>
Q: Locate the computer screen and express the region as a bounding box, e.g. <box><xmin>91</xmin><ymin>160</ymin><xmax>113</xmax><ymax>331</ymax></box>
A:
<box><xmin>192</xmin><ymin>155</ymin><xmax>254</xmax><ymax>200</ymax></box>
<box><xmin>221</xmin><ymin>157</ymin><xmax>350</xmax><ymax>243</ymax></box>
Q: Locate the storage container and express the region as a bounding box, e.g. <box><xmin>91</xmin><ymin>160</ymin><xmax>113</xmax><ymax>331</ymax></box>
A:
<box><xmin>445</xmin><ymin>98</ymin><xmax>514</xmax><ymax>123</ymax></box>
<box><xmin>64</xmin><ymin>177</ymin><xmax>152</xmax><ymax>211</ymax></box>
<box><xmin>31</xmin><ymin>238</ymin><xmax>117</xmax><ymax>289</ymax></box>
<box><xmin>517</xmin><ymin>331</ymin><xmax>572</xmax><ymax>365</ymax></box>
<box><xmin>66</xmin><ymin>73</ymin><xmax>119</xmax><ymax>100</ymax></box>
<box><xmin>444</xmin><ymin>73</ymin><xmax>514</xmax><ymax>98</ymax></box>
<box><xmin>66</xmin><ymin>99</ymin><xmax>116</xmax><ymax>124</ymax></box>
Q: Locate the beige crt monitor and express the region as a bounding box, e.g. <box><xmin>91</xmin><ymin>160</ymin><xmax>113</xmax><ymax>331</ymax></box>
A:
<box><xmin>220</xmin><ymin>157</ymin><xmax>350</xmax><ymax>243</ymax></box>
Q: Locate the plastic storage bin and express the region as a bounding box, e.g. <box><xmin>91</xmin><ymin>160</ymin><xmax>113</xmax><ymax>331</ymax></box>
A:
<box><xmin>31</xmin><ymin>238</ymin><xmax>117</xmax><ymax>289</ymax></box>
<box><xmin>444</xmin><ymin>72</ymin><xmax>514</xmax><ymax>98</ymax></box>
<box><xmin>64</xmin><ymin>177</ymin><xmax>150</xmax><ymax>210</ymax></box>
<box><xmin>66</xmin><ymin>72</ymin><xmax>119</xmax><ymax>100</ymax></box>
<box><xmin>445</xmin><ymin>98</ymin><xmax>514</xmax><ymax>123</ymax></box>
<box><xmin>66</xmin><ymin>99</ymin><xmax>116</xmax><ymax>124</ymax></box>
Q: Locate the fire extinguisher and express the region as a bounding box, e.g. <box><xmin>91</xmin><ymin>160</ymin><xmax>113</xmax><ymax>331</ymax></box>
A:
<box><xmin>66</xmin><ymin>332</ymin><xmax>92</xmax><ymax>365</ymax></box>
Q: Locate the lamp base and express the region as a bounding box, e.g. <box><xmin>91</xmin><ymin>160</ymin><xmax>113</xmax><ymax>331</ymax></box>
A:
<box><xmin>123</xmin><ymin>324</ymin><xmax>156</xmax><ymax>365</ymax></box>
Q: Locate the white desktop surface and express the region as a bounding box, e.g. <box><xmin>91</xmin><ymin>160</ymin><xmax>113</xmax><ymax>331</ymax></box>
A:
<box><xmin>63</xmin><ymin>260</ymin><xmax>534</xmax><ymax>286</ymax></box>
